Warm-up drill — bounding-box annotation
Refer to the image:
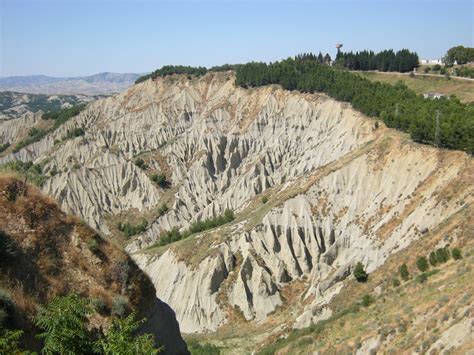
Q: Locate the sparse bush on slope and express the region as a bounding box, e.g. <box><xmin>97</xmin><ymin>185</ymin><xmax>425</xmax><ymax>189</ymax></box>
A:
<box><xmin>117</xmin><ymin>220</ymin><xmax>148</xmax><ymax>238</ymax></box>
<box><xmin>399</xmin><ymin>263</ymin><xmax>410</xmax><ymax>281</ymax></box>
<box><xmin>416</xmin><ymin>256</ymin><xmax>429</xmax><ymax>272</ymax></box>
<box><xmin>157</xmin><ymin>209</ymin><xmax>235</xmax><ymax>247</ymax></box>
<box><xmin>354</xmin><ymin>262</ymin><xmax>368</xmax><ymax>282</ymax></box>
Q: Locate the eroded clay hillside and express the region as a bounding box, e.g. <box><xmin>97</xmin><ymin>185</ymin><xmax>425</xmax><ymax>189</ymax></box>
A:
<box><xmin>1</xmin><ymin>72</ymin><xmax>472</xmax><ymax>353</ymax></box>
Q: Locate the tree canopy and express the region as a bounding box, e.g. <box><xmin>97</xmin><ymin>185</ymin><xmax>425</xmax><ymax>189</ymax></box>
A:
<box><xmin>443</xmin><ymin>45</ymin><xmax>474</xmax><ymax>66</ymax></box>
<box><xmin>336</xmin><ymin>49</ymin><xmax>419</xmax><ymax>72</ymax></box>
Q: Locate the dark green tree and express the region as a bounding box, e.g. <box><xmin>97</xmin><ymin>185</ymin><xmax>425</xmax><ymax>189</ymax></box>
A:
<box><xmin>435</xmin><ymin>247</ymin><xmax>450</xmax><ymax>264</ymax></box>
<box><xmin>429</xmin><ymin>251</ymin><xmax>438</xmax><ymax>266</ymax></box>
<box><xmin>443</xmin><ymin>46</ymin><xmax>474</xmax><ymax>66</ymax></box>
<box><xmin>416</xmin><ymin>256</ymin><xmax>429</xmax><ymax>272</ymax></box>
<box><xmin>399</xmin><ymin>264</ymin><xmax>410</xmax><ymax>281</ymax></box>
<box><xmin>451</xmin><ymin>248</ymin><xmax>462</xmax><ymax>260</ymax></box>
<box><xmin>354</xmin><ymin>262</ymin><xmax>368</xmax><ymax>282</ymax></box>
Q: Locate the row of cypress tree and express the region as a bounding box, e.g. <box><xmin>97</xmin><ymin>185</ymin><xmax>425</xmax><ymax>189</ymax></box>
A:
<box><xmin>336</xmin><ymin>49</ymin><xmax>419</xmax><ymax>72</ymax></box>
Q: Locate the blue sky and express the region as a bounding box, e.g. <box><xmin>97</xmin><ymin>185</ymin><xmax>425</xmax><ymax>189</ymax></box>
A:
<box><xmin>0</xmin><ymin>0</ymin><xmax>472</xmax><ymax>77</ymax></box>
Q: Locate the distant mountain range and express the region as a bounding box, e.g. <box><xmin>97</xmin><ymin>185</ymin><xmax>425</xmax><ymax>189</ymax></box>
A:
<box><xmin>0</xmin><ymin>72</ymin><xmax>141</xmax><ymax>95</ymax></box>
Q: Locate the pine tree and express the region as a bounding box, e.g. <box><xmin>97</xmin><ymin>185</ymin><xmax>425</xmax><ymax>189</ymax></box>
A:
<box><xmin>416</xmin><ymin>256</ymin><xmax>429</xmax><ymax>272</ymax></box>
<box><xmin>399</xmin><ymin>264</ymin><xmax>410</xmax><ymax>281</ymax></box>
<box><xmin>354</xmin><ymin>262</ymin><xmax>368</xmax><ymax>282</ymax></box>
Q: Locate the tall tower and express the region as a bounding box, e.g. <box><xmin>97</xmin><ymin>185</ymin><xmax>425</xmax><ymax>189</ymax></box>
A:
<box><xmin>336</xmin><ymin>43</ymin><xmax>343</xmax><ymax>56</ymax></box>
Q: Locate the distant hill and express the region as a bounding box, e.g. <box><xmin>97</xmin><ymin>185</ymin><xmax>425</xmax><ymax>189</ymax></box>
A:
<box><xmin>0</xmin><ymin>91</ymin><xmax>101</xmax><ymax>120</ymax></box>
<box><xmin>0</xmin><ymin>72</ymin><xmax>140</xmax><ymax>95</ymax></box>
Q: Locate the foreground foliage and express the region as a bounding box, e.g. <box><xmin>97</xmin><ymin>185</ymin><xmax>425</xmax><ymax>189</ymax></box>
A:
<box><xmin>96</xmin><ymin>313</ymin><xmax>160</xmax><ymax>355</ymax></box>
<box><xmin>36</xmin><ymin>294</ymin><xmax>94</xmax><ymax>354</ymax></box>
<box><xmin>1</xmin><ymin>294</ymin><xmax>160</xmax><ymax>354</ymax></box>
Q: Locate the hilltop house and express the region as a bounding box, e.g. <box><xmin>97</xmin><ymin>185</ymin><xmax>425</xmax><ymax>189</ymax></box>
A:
<box><xmin>423</xmin><ymin>92</ymin><xmax>447</xmax><ymax>99</ymax></box>
<box><xmin>420</xmin><ymin>59</ymin><xmax>443</xmax><ymax>65</ymax></box>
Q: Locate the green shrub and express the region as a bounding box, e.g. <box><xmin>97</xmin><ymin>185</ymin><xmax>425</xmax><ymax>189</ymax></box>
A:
<box><xmin>224</xmin><ymin>208</ymin><xmax>234</xmax><ymax>221</ymax></box>
<box><xmin>423</xmin><ymin>67</ymin><xmax>430</xmax><ymax>73</ymax></box>
<box><xmin>188</xmin><ymin>340</ymin><xmax>220</xmax><ymax>355</ymax></box>
<box><xmin>97</xmin><ymin>313</ymin><xmax>159</xmax><ymax>354</ymax></box>
<box><xmin>435</xmin><ymin>247</ymin><xmax>450</xmax><ymax>264</ymax></box>
<box><xmin>49</xmin><ymin>165</ymin><xmax>58</xmax><ymax>176</ymax></box>
<box><xmin>134</xmin><ymin>158</ymin><xmax>147</xmax><ymax>170</ymax></box>
<box><xmin>64</xmin><ymin>127</ymin><xmax>85</xmax><ymax>140</ymax></box>
<box><xmin>416</xmin><ymin>256</ymin><xmax>429</xmax><ymax>272</ymax></box>
<box><xmin>361</xmin><ymin>294</ymin><xmax>375</xmax><ymax>307</ymax></box>
<box><xmin>35</xmin><ymin>294</ymin><xmax>94</xmax><ymax>354</ymax></box>
<box><xmin>158</xmin><ymin>227</ymin><xmax>183</xmax><ymax>246</ymax></box>
<box><xmin>399</xmin><ymin>264</ymin><xmax>410</xmax><ymax>281</ymax></box>
<box><xmin>429</xmin><ymin>251</ymin><xmax>438</xmax><ymax>266</ymax></box>
<box><xmin>0</xmin><ymin>160</ymin><xmax>46</xmax><ymax>187</ymax></box>
<box><xmin>432</xmin><ymin>64</ymin><xmax>441</xmax><ymax>71</ymax></box>
<box><xmin>392</xmin><ymin>278</ymin><xmax>400</xmax><ymax>287</ymax></box>
<box><xmin>151</xmin><ymin>173</ymin><xmax>170</xmax><ymax>188</ymax></box>
<box><xmin>157</xmin><ymin>209</ymin><xmax>235</xmax><ymax>247</ymax></box>
<box><xmin>157</xmin><ymin>203</ymin><xmax>169</xmax><ymax>217</ymax></box>
<box><xmin>261</xmin><ymin>196</ymin><xmax>269</xmax><ymax>204</ymax></box>
<box><xmin>117</xmin><ymin>220</ymin><xmax>148</xmax><ymax>238</ymax></box>
<box><xmin>88</xmin><ymin>239</ymin><xmax>99</xmax><ymax>253</ymax></box>
<box><xmin>0</xmin><ymin>328</ymin><xmax>24</xmax><ymax>354</ymax></box>
<box><xmin>354</xmin><ymin>262</ymin><xmax>368</xmax><ymax>282</ymax></box>
<box><xmin>0</xmin><ymin>142</ymin><xmax>10</xmax><ymax>153</ymax></box>
<box><xmin>452</xmin><ymin>248</ymin><xmax>462</xmax><ymax>260</ymax></box>
<box><xmin>456</xmin><ymin>66</ymin><xmax>474</xmax><ymax>78</ymax></box>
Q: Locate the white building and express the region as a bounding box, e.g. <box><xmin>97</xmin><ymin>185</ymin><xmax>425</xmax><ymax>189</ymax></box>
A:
<box><xmin>423</xmin><ymin>92</ymin><xmax>447</xmax><ymax>99</ymax></box>
<box><xmin>419</xmin><ymin>59</ymin><xmax>443</xmax><ymax>65</ymax></box>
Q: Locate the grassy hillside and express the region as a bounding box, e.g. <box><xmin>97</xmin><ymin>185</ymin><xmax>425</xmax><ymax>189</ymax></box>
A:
<box><xmin>357</xmin><ymin>72</ymin><xmax>474</xmax><ymax>103</ymax></box>
<box><xmin>0</xmin><ymin>175</ymin><xmax>158</xmax><ymax>350</ymax></box>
